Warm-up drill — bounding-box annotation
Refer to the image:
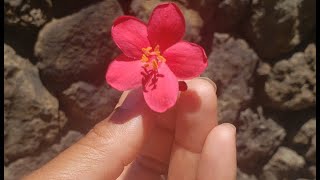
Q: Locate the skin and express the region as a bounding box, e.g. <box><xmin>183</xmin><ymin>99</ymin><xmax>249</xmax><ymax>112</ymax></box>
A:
<box><xmin>24</xmin><ymin>78</ymin><xmax>237</xmax><ymax>180</ymax></box>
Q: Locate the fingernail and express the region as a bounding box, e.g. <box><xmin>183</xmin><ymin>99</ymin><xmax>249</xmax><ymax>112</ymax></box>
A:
<box><xmin>197</xmin><ymin>77</ymin><xmax>217</xmax><ymax>93</ymax></box>
<box><xmin>221</xmin><ymin>123</ymin><xmax>236</xmax><ymax>135</ymax></box>
<box><xmin>115</xmin><ymin>91</ymin><xmax>130</xmax><ymax>108</ymax></box>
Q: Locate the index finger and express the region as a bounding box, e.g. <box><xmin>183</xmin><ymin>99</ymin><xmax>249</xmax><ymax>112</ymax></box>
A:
<box><xmin>168</xmin><ymin>77</ymin><xmax>218</xmax><ymax>180</ymax></box>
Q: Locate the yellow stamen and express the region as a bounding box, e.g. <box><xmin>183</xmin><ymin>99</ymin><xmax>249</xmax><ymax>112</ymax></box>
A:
<box><xmin>157</xmin><ymin>55</ymin><xmax>166</xmax><ymax>63</ymax></box>
<box><xmin>152</xmin><ymin>60</ymin><xmax>158</xmax><ymax>70</ymax></box>
<box><xmin>141</xmin><ymin>54</ymin><xmax>149</xmax><ymax>62</ymax></box>
<box><xmin>140</xmin><ymin>45</ymin><xmax>166</xmax><ymax>71</ymax></box>
<box><xmin>154</xmin><ymin>45</ymin><xmax>160</xmax><ymax>55</ymax></box>
<box><xmin>142</xmin><ymin>47</ymin><xmax>152</xmax><ymax>56</ymax></box>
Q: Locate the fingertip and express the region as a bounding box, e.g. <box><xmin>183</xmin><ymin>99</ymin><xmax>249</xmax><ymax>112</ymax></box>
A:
<box><xmin>185</xmin><ymin>77</ymin><xmax>217</xmax><ymax>100</ymax></box>
<box><xmin>178</xmin><ymin>77</ymin><xmax>217</xmax><ymax>114</ymax></box>
<box><xmin>204</xmin><ymin>123</ymin><xmax>237</xmax><ymax>156</ymax></box>
<box><xmin>198</xmin><ymin>123</ymin><xmax>237</xmax><ymax>180</ymax></box>
<box><xmin>188</xmin><ymin>77</ymin><xmax>217</xmax><ymax>111</ymax></box>
<box><xmin>196</xmin><ymin>77</ymin><xmax>217</xmax><ymax>94</ymax></box>
<box><xmin>210</xmin><ymin>123</ymin><xmax>236</xmax><ymax>139</ymax></box>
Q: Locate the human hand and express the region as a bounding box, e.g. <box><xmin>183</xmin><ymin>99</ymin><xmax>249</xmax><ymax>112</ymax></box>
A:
<box><xmin>24</xmin><ymin>78</ymin><xmax>237</xmax><ymax>180</ymax></box>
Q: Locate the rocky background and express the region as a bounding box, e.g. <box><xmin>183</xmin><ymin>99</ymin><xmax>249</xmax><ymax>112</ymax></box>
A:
<box><xmin>4</xmin><ymin>0</ymin><xmax>316</xmax><ymax>179</ymax></box>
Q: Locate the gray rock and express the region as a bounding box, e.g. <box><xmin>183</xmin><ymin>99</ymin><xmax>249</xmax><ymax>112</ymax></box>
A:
<box><xmin>4</xmin><ymin>166</ymin><xmax>9</xmax><ymax>180</ymax></box>
<box><xmin>217</xmin><ymin>84</ymin><xmax>254</xmax><ymax>124</ymax></box>
<box><xmin>308</xmin><ymin>166</ymin><xmax>316</xmax><ymax>179</ymax></box>
<box><xmin>60</xmin><ymin>81</ymin><xmax>121</xmax><ymax>132</ymax></box>
<box><xmin>236</xmin><ymin>107</ymin><xmax>286</xmax><ymax>173</ymax></box>
<box><xmin>51</xmin><ymin>0</ymin><xmax>103</xmax><ymax>18</ymax></box>
<box><xmin>293</xmin><ymin>118</ymin><xmax>316</xmax><ymax>146</ymax></box>
<box><xmin>202</xmin><ymin>33</ymin><xmax>259</xmax><ymax>124</ymax></box>
<box><xmin>256</xmin><ymin>61</ymin><xmax>272</xmax><ymax>76</ymax></box>
<box><xmin>4</xmin><ymin>131</ymin><xmax>83</xmax><ymax>180</ymax></box>
<box><xmin>4</xmin><ymin>44</ymin><xmax>67</xmax><ymax>164</ymax></box>
<box><xmin>305</xmin><ymin>135</ymin><xmax>316</xmax><ymax>164</ymax></box>
<box><xmin>35</xmin><ymin>0</ymin><xmax>123</xmax><ymax>93</ymax></box>
<box><xmin>130</xmin><ymin>0</ymin><xmax>203</xmax><ymax>43</ymax></box>
<box><xmin>196</xmin><ymin>0</ymin><xmax>250</xmax><ymax>33</ymax></box>
<box><xmin>237</xmin><ymin>168</ymin><xmax>257</xmax><ymax>180</ymax></box>
<box><xmin>4</xmin><ymin>0</ymin><xmax>105</xmax><ymax>61</ymax></box>
<box><xmin>260</xmin><ymin>147</ymin><xmax>306</xmax><ymax>180</ymax></box>
<box><xmin>50</xmin><ymin>131</ymin><xmax>83</xmax><ymax>151</ymax></box>
<box><xmin>4</xmin><ymin>0</ymin><xmax>53</xmax><ymax>60</ymax></box>
<box><xmin>243</xmin><ymin>0</ymin><xmax>316</xmax><ymax>59</ymax></box>
<box><xmin>260</xmin><ymin>44</ymin><xmax>316</xmax><ymax>110</ymax></box>
<box><xmin>4</xmin><ymin>0</ymin><xmax>52</xmax><ymax>27</ymax></box>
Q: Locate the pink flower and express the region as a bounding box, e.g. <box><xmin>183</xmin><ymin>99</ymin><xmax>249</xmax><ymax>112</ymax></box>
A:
<box><xmin>106</xmin><ymin>2</ymin><xmax>208</xmax><ymax>112</ymax></box>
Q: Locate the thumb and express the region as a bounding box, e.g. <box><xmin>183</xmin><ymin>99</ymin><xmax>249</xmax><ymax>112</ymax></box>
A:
<box><xmin>24</xmin><ymin>88</ymin><xmax>156</xmax><ymax>180</ymax></box>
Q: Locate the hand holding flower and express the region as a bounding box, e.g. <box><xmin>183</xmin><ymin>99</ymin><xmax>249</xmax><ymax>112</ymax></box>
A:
<box><xmin>25</xmin><ymin>78</ymin><xmax>237</xmax><ymax>180</ymax></box>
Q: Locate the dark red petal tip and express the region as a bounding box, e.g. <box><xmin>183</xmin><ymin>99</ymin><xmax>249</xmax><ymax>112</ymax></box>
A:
<box><xmin>179</xmin><ymin>81</ymin><xmax>188</xmax><ymax>91</ymax></box>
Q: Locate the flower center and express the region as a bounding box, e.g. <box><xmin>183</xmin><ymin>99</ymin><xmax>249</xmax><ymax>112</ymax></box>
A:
<box><xmin>141</xmin><ymin>45</ymin><xmax>166</xmax><ymax>71</ymax></box>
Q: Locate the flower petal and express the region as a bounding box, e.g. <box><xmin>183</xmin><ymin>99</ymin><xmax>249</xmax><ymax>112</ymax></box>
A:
<box><xmin>106</xmin><ymin>54</ymin><xmax>143</xmax><ymax>91</ymax></box>
<box><xmin>163</xmin><ymin>41</ymin><xmax>208</xmax><ymax>79</ymax></box>
<box><xmin>112</xmin><ymin>16</ymin><xmax>150</xmax><ymax>59</ymax></box>
<box><xmin>143</xmin><ymin>63</ymin><xmax>179</xmax><ymax>112</ymax></box>
<box><xmin>147</xmin><ymin>3</ymin><xmax>185</xmax><ymax>52</ymax></box>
